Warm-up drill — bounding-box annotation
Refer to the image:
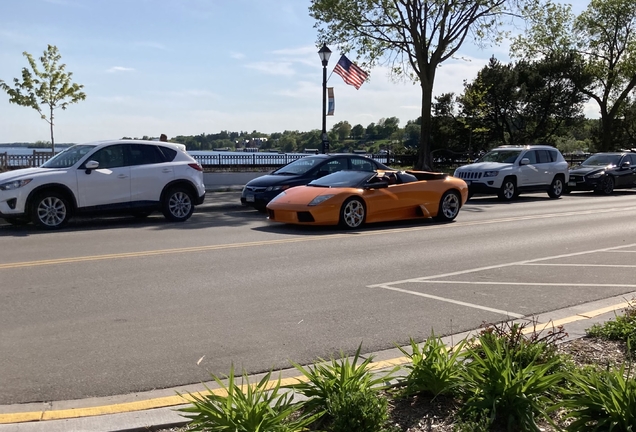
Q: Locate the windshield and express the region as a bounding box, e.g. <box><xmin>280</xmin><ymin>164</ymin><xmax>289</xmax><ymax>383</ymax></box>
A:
<box><xmin>479</xmin><ymin>149</ymin><xmax>523</xmax><ymax>164</ymax></box>
<box><xmin>309</xmin><ymin>170</ymin><xmax>374</xmax><ymax>188</ymax></box>
<box><xmin>274</xmin><ymin>156</ymin><xmax>323</xmax><ymax>175</ymax></box>
<box><xmin>581</xmin><ymin>154</ymin><xmax>621</xmax><ymax>167</ymax></box>
<box><xmin>41</xmin><ymin>145</ymin><xmax>96</xmax><ymax>168</ymax></box>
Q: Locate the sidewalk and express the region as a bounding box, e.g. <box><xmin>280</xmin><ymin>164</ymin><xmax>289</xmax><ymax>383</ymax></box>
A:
<box><xmin>1</xmin><ymin>292</ymin><xmax>634</xmax><ymax>432</ymax></box>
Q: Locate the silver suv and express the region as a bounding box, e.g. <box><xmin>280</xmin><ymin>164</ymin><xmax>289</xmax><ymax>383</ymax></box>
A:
<box><xmin>453</xmin><ymin>145</ymin><xmax>569</xmax><ymax>201</ymax></box>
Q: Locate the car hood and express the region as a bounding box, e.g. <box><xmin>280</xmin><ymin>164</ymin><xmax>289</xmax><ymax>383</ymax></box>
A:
<box><xmin>245</xmin><ymin>173</ymin><xmax>305</xmax><ymax>187</ymax></box>
<box><xmin>269</xmin><ymin>185</ymin><xmax>343</xmax><ymax>206</ymax></box>
<box><xmin>0</xmin><ymin>167</ymin><xmax>67</xmax><ymax>183</ymax></box>
<box><xmin>456</xmin><ymin>162</ymin><xmax>512</xmax><ymax>171</ymax></box>
<box><xmin>569</xmin><ymin>165</ymin><xmax>606</xmax><ymax>175</ymax></box>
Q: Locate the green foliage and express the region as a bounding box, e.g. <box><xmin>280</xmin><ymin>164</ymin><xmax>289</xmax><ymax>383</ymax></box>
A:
<box><xmin>325</xmin><ymin>390</ymin><xmax>391</xmax><ymax>432</ymax></box>
<box><xmin>178</xmin><ymin>364</ymin><xmax>316</xmax><ymax>432</ymax></box>
<box><xmin>561</xmin><ymin>364</ymin><xmax>636</xmax><ymax>431</ymax></box>
<box><xmin>396</xmin><ymin>333</ymin><xmax>466</xmax><ymax>398</ymax></box>
<box><xmin>0</xmin><ymin>44</ymin><xmax>86</xmax><ymax>151</ymax></box>
<box><xmin>459</xmin><ymin>328</ymin><xmax>565</xmax><ymax>431</ymax></box>
<box><xmin>586</xmin><ymin>301</ymin><xmax>636</xmax><ymax>349</ymax></box>
<box><xmin>288</xmin><ymin>344</ymin><xmax>398</xmax><ymax>430</ymax></box>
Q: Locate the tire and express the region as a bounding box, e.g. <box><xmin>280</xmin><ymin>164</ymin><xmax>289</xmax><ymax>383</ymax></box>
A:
<box><xmin>4</xmin><ymin>217</ymin><xmax>29</xmax><ymax>226</ymax></box>
<box><xmin>162</xmin><ymin>187</ymin><xmax>194</xmax><ymax>222</ymax></box>
<box><xmin>435</xmin><ymin>190</ymin><xmax>461</xmax><ymax>222</ymax></box>
<box><xmin>548</xmin><ymin>176</ymin><xmax>564</xmax><ymax>199</ymax></box>
<box><xmin>339</xmin><ymin>197</ymin><xmax>366</xmax><ymax>229</ymax></box>
<box><xmin>497</xmin><ymin>178</ymin><xmax>517</xmax><ymax>201</ymax></box>
<box><xmin>598</xmin><ymin>176</ymin><xmax>614</xmax><ymax>195</ymax></box>
<box><xmin>30</xmin><ymin>191</ymin><xmax>72</xmax><ymax>229</ymax></box>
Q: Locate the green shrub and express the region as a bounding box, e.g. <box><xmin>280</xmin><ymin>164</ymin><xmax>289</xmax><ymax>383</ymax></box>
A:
<box><xmin>396</xmin><ymin>332</ymin><xmax>466</xmax><ymax>398</ymax></box>
<box><xmin>288</xmin><ymin>344</ymin><xmax>398</xmax><ymax>431</ymax></box>
<box><xmin>586</xmin><ymin>301</ymin><xmax>636</xmax><ymax>349</ymax></box>
<box><xmin>326</xmin><ymin>390</ymin><xmax>391</xmax><ymax>432</ymax></box>
<box><xmin>178</xmin><ymin>364</ymin><xmax>316</xmax><ymax>432</ymax></box>
<box><xmin>459</xmin><ymin>332</ymin><xmax>564</xmax><ymax>432</ymax></box>
<box><xmin>561</xmin><ymin>363</ymin><xmax>636</xmax><ymax>431</ymax></box>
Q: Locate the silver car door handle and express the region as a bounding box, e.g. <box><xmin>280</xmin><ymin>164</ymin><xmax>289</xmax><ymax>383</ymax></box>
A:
<box><xmin>117</xmin><ymin>174</ymin><xmax>128</xmax><ymax>179</ymax></box>
<box><xmin>162</xmin><ymin>168</ymin><xmax>172</xmax><ymax>173</ymax></box>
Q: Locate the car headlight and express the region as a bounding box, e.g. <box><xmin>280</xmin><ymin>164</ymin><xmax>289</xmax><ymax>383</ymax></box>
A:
<box><xmin>0</xmin><ymin>179</ymin><xmax>32</xmax><ymax>191</ymax></box>
<box><xmin>266</xmin><ymin>185</ymin><xmax>290</xmax><ymax>192</ymax></box>
<box><xmin>483</xmin><ymin>171</ymin><xmax>499</xmax><ymax>177</ymax></box>
<box><xmin>587</xmin><ymin>171</ymin><xmax>605</xmax><ymax>179</ymax></box>
<box><xmin>308</xmin><ymin>194</ymin><xmax>335</xmax><ymax>206</ymax></box>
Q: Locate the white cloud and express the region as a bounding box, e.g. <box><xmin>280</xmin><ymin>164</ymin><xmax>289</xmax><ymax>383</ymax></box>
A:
<box><xmin>245</xmin><ymin>61</ymin><xmax>295</xmax><ymax>76</ymax></box>
<box><xmin>106</xmin><ymin>66</ymin><xmax>135</xmax><ymax>73</ymax></box>
<box><xmin>230</xmin><ymin>51</ymin><xmax>245</xmax><ymax>60</ymax></box>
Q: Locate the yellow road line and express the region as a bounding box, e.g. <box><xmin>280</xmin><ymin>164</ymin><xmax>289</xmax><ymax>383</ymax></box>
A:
<box><xmin>0</xmin><ymin>301</ymin><xmax>630</xmax><ymax>425</ymax></box>
<box><xmin>3</xmin><ymin>206</ymin><xmax>635</xmax><ymax>270</ymax></box>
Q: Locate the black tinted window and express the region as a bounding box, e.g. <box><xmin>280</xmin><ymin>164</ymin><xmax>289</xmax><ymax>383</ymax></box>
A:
<box><xmin>156</xmin><ymin>145</ymin><xmax>177</xmax><ymax>162</ymax></box>
<box><xmin>537</xmin><ymin>150</ymin><xmax>552</xmax><ymax>163</ymax></box>
<box><xmin>89</xmin><ymin>145</ymin><xmax>126</xmax><ymax>169</ymax></box>
<box><xmin>130</xmin><ymin>144</ymin><xmax>165</xmax><ymax>166</ymax></box>
<box><xmin>350</xmin><ymin>158</ymin><xmax>375</xmax><ymax>171</ymax></box>
<box><xmin>524</xmin><ymin>151</ymin><xmax>538</xmax><ymax>164</ymax></box>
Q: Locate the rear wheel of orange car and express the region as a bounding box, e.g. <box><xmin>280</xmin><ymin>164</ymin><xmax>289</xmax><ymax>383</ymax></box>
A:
<box><xmin>435</xmin><ymin>190</ymin><xmax>461</xmax><ymax>222</ymax></box>
<box><xmin>339</xmin><ymin>197</ymin><xmax>366</xmax><ymax>229</ymax></box>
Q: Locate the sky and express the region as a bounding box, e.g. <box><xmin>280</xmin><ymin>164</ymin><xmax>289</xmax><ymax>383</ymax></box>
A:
<box><xmin>0</xmin><ymin>0</ymin><xmax>594</xmax><ymax>144</ymax></box>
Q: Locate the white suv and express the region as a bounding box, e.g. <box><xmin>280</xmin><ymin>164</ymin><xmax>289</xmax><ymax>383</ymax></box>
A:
<box><xmin>453</xmin><ymin>145</ymin><xmax>569</xmax><ymax>201</ymax></box>
<box><xmin>0</xmin><ymin>139</ymin><xmax>206</xmax><ymax>229</ymax></box>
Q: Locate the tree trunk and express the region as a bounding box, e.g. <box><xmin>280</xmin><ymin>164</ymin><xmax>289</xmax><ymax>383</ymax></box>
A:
<box><xmin>415</xmin><ymin>71</ymin><xmax>435</xmax><ymax>171</ymax></box>
<box><xmin>600</xmin><ymin>113</ymin><xmax>612</xmax><ymax>152</ymax></box>
<box><xmin>50</xmin><ymin>106</ymin><xmax>55</xmax><ymax>153</ymax></box>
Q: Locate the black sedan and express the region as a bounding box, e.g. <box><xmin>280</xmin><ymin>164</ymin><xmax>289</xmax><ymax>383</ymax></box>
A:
<box><xmin>568</xmin><ymin>151</ymin><xmax>636</xmax><ymax>194</ymax></box>
<box><xmin>240</xmin><ymin>154</ymin><xmax>391</xmax><ymax>211</ymax></box>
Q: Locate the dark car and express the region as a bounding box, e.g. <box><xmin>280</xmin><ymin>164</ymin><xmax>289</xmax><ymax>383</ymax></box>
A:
<box><xmin>240</xmin><ymin>154</ymin><xmax>391</xmax><ymax>211</ymax></box>
<box><xmin>567</xmin><ymin>151</ymin><xmax>636</xmax><ymax>195</ymax></box>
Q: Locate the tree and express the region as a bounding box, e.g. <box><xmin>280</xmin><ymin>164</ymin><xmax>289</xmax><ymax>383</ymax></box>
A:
<box><xmin>310</xmin><ymin>0</ymin><xmax>516</xmax><ymax>170</ymax></box>
<box><xmin>513</xmin><ymin>0</ymin><xmax>636</xmax><ymax>151</ymax></box>
<box><xmin>0</xmin><ymin>45</ymin><xmax>86</xmax><ymax>152</ymax></box>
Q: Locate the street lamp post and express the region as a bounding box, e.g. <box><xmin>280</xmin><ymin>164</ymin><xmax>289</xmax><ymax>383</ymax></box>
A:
<box><xmin>318</xmin><ymin>44</ymin><xmax>332</xmax><ymax>154</ymax></box>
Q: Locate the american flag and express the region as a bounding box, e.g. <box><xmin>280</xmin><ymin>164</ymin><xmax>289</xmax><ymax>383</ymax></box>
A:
<box><xmin>333</xmin><ymin>55</ymin><xmax>368</xmax><ymax>90</ymax></box>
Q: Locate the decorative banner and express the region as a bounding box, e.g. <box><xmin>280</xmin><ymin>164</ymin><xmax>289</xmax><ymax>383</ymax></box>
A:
<box><xmin>327</xmin><ymin>87</ymin><xmax>335</xmax><ymax>116</ymax></box>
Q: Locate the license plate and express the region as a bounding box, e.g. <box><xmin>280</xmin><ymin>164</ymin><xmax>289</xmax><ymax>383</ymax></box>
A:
<box><xmin>246</xmin><ymin>194</ymin><xmax>255</xmax><ymax>202</ymax></box>
<box><xmin>568</xmin><ymin>181</ymin><xmax>576</xmax><ymax>186</ymax></box>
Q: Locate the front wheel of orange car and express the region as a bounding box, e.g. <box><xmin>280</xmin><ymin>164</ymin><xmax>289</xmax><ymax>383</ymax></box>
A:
<box><xmin>435</xmin><ymin>190</ymin><xmax>461</xmax><ymax>222</ymax></box>
<box><xmin>339</xmin><ymin>197</ymin><xmax>366</xmax><ymax>229</ymax></box>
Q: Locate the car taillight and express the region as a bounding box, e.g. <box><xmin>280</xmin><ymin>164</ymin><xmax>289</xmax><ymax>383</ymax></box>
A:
<box><xmin>188</xmin><ymin>163</ymin><xmax>203</xmax><ymax>171</ymax></box>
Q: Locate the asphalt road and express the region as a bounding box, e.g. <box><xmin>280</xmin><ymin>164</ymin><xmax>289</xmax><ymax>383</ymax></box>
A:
<box><xmin>2</xmin><ymin>190</ymin><xmax>636</xmax><ymax>405</ymax></box>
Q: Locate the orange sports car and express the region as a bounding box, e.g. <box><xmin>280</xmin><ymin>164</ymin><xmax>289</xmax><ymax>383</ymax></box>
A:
<box><xmin>266</xmin><ymin>170</ymin><xmax>468</xmax><ymax>228</ymax></box>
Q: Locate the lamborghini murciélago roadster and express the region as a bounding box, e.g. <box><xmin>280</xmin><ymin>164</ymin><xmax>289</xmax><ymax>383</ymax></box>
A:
<box><xmin>265</xmin><ymin>170</ymin><xmax>468</xmax><ymax>229</ymax></box>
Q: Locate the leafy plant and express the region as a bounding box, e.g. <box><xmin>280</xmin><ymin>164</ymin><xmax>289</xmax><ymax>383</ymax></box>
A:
<box><xmin>561</xmin><ymin>362</ymin><xmax>636</xmax><ymax>432</ymax></box>
<box><xmin>396</xmin><ymin>332</ymin><xmax>466</xmax><ymax>398</ymax></box>
<box><xmin>326</xmin><ymin>389</ymin><xmax>391</xmax><ymax>432</ymax></box>
<box><xmin>586</xmin><ymin>300</ymin><xmax>636</xmax><ymax>350</ymax></box>
<box><xmin>459</xmin><ymin>332</ymin><xmax>564</xmax><ymax>432</ymax></box>
<box><xmin>288</xmin><ymin>344</ymin><xmax>398</xmax><ymax>431</ymax></box>
<box><xmin>178</xmin><ymin>364</ymin><xmax>316</xmax><ymax>432</ymax></box>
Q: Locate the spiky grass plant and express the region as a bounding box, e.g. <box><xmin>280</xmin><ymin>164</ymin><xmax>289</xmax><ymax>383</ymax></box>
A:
<box><xmin>288</xmin><ymin>344</ymin><xmax>398</xmax><ymax>431</ymax></box>
<box><xmin>396</xmin><ymin>332</ymin><xmax>466</xmax><ymax>398</ymax></box>
<box><xmin>178</xmin><ymin>364</ymin><xmax>316</xmax><ymax>432</ymax></box>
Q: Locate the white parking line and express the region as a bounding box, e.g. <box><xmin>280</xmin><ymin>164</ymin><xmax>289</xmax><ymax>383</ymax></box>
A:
<box><xmin>521</xmin><ymin>263</ymin><xmax>636</xmax><ymax>268</ymax></box>
<box><xmin>368</xmin><ymin>242</ymin><xmax>636</xmax><ymax>319</ymax></box>
<box><xmin>374</xmin><ymin>284</ymin><xmax>525</xmax><ymax>318</ymax></box>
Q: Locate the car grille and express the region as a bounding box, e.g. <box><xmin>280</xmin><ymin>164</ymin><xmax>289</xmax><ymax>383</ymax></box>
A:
<box><xmin>569</xmin><ymin>175</ymin><xmax>583</xmax><ymax>182</ymax></box>
<box><xmin>455</xmin><ymin>171</ymin><xmax>483</xmax><ymax>180</ymax></box>
<box><xmin>297</xmin><ymin>212</ymin><xmax>315</xmax><ymax>223</ymax></box>
<box><xmin>244</xmin><ymin>185</ymin><xmax>267</xmax><ymax>192</ymax></box>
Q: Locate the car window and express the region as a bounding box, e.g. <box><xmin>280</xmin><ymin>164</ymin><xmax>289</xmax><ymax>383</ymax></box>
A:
<box><xmin>42</xmin><ymin>145</ymin><xmax>95</xmax><ymax>168</ymax></box>
<box><xmin>479</xmin><ymin>150</ymin><xmax>522</xmax><ymax>163</ymax></box>
<box><xmin>536</xmin><ymin>150</ymin><xmax>552</xmax><ymax>164</ymax></box>
<box><xmin>274</xmin><ymin>156</ymin><xmax>321</xmax><ymax>175</ymax></box>
<box><xmin>156</xmin><ymin>145</ymin><xmax>177</xmax><ymax>162</ymax></box>
<box><xmin>89</xmin><ymin>145</ymin><xmax>126</xmax><ymax>169</ymax></box>
<box><xmin>129</xmin><ymin>144</ymin><xmax>165</xmax><ymax>166</ymax></box>
<box><xmin>627</xmin><ymin>155</ymin><xmax>636</xmax><ymax>165</ymax></box>
<box><xmin>350</xmin><ymin>158</ymin><xmax>375</xmax><ymax>171</ymax></box>
<box><xmin>318</xmin><ymin>157</ymin><xmax>347</xmax><ymax>174</ymax></box>
<box><xmin>548</xmin><ymin>150</ymin><xmax>558</xmax><ymax>162</ymax></box>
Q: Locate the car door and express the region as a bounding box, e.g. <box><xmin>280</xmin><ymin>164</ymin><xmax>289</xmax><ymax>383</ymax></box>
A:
<box><xmin>535</xmin><ymin>150</ymin><xmax>557</xmax><ymax>185</ymax></box>
<box><xmin>517</xmin><ymin>150</ymin><xmax>541</xmax><ymax>186</ymax></box>
<box><xmin>76</xmin><ymin>144</ymin><xmax>131</xmax><ymax>208</ymax></box>
<box><xmin>129</xmin><ymin>144</ymin><xmax>175</xmax><ymax>203</ymax></box>
<box><xmin>620</xmin><ymin>154</ymin><xmax>636</xmax><ymax>187</ymax></box>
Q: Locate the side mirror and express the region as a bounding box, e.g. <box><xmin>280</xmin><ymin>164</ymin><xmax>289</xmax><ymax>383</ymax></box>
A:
<box><xmin>621</xmin><ymin>161</ymin><xmax>631</xmax><ymax>169</ymax></box>
<box><xmin>519</xmin><ymin>158</ymin><xmax>530</xmax><ymax>166</ymax></box>
<box><xmin>84</xmin><ymin>160</ymin><xmax>99</xmax><ymax>174</ymax></box>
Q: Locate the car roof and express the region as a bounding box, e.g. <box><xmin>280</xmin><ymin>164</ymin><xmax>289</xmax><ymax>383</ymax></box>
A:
<box><xmin>77</xmin><ymin>139</ymin><xmax>186</xmax><ymax>151</ymax></box>
<box><xmin>493</xmin><ymin>145</ymin><xmax>557</xmax><ymax>150</ymax></box>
